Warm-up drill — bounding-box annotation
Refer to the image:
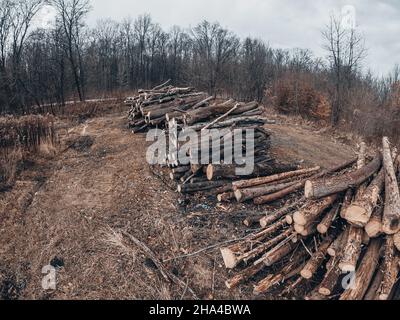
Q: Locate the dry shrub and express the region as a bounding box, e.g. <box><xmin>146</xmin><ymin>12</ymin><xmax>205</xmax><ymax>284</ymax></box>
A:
<box><xmin>0</xmin><ymin>115</ymin><xmax>57</xmax><ymax>189</ymax></box>
<box><xmin>56</xmin><ymin>100</ymin><xmax>123</xmax><ymax>123</ymax></box>
<box><xmin>346</xmin><ymin>81</ymin><xmax>400</xmax><ymax>145</ymax></box>
<box><xmin>268</xmin><ymin>73</ymin><xmax>331</xmax><ymax>122</ymax></box>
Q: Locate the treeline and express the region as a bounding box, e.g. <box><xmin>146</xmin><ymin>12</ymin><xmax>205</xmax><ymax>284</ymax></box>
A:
<box><xmin>0</xmin><ymin>0</ymin><xmax>399</xmax><ymax>136</ymax></box>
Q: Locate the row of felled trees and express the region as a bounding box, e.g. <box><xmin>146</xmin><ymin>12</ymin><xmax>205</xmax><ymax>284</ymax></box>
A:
<box><xmin>0</xmin><ymin>0</ymin><xmax>399</xmax><ymax>132</ymax></box>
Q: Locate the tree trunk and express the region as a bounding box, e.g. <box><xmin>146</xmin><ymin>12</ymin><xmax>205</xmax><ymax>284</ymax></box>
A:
<box><xmin>339</xmin><ymin>226</ymin><xmax>364</xmax><ymax>272</ymax></box>
<box><xmin>305</xmin><ymin>154</ymin><xmax>382</xmax><ymax>200</ymax></box>
<box><xmin>365</xmin><ymin>206</ymin><xmax>384</xmax><ymax>238</ymax></box>
<box><xmin>340</xmin><ymin>238</ymin><xmax>382</xmax><ymax>300</ymax></box>
<box><xmin>379</xmin><ymin>235</ymin><xmax>400</xmax><ymax>300</ymax></box>
<box><xmin>232</xmin><ymin>167</ymin><xmax>320</xmax><ymax>190</ymax></box>
<box><xmin>293</xmin><ymin>195</ymin><xmax>337</xmax><ymax>226</ymax></box>
<box><xmin>344</xmin><ymin>169</ymin><xmax>384</xmax><ymax>227</ymax></box>
<box><xmin>300</xmin><ymin>235</ymin><xmax>335</xmax><ymax>279</ymax></box>
<box><xmin>382</xmin><ymin>137</ymin><xmax>400</xmax><ymax>235</ymax></box>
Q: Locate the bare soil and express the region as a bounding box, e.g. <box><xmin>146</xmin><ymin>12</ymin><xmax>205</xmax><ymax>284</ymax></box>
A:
<box><xmin>0</xmin><ymin>107</ymin><xmax>356</xmax><ymax>300</ymax></box>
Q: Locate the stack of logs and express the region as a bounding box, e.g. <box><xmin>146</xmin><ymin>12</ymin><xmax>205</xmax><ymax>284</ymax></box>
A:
<box><xmin>167</xmin><ymin>96</ymin><xmax>295</xmax><ymax>195</ymax></box>
<box><xmin>128</xmin><ymin>82</ymin><xmax>298</xmax><ymax>196</ymax></box>
<box><xmin>126</xmin><ymin>80</ymin><xmax>210</xmax><ymax>133</ymax></box>
<box><xmin>221</xmin><ymin>138</ymin><xmax>400</xmax><ymax>300</ymax></box>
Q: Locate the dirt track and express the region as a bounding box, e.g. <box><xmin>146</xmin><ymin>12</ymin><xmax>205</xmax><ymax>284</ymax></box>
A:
<box><xmin>0</xmin><ymin>110</ymin><xmax>356</xmax><ymax>300</ymax></box>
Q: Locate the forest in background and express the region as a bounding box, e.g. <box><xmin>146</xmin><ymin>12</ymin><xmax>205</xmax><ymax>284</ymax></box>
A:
<box><xmin>0</xmin><ymin>0</ymin><xmax>399</xmax><ymax>141</ymax></box>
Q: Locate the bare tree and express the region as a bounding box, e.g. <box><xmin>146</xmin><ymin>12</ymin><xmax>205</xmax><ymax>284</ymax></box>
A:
<box><xmin>52</xmin><ymin>0</ymin><xmax>91</xmax><ymax>102</ymax></box>
<box><xmin>322</xmin><ymin>13</ymin><xmax>367</xmax><ymax>125</ymax></box>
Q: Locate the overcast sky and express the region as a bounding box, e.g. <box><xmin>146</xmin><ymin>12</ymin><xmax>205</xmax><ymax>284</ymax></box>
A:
<box><xmin>85</xmin><ymin>0</ymin><xmax>399</xmax><ymax>76</ymax></box>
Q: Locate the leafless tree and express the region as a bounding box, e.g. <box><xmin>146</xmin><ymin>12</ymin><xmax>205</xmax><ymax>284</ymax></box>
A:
<box><xmin>322</xmin><ymin>13</ymin><xmax>367</xmax><ymax>125</ymax></box>
<box><xmin>51</xmin><ymin>0</ymin><xmax>91</xmax><ymax>101</ymax></box>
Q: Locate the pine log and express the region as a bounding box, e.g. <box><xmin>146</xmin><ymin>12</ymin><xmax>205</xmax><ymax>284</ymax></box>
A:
<box><xmin>232</xmin><ymin>167</ymin><xmax>320</xmax><ymax>190</ymax></box>
<box><xmin>220</xmin><ymin>218</ymin><xmax>287</xmax><ymax>269</ymax></box>
<box><xmin>225</xmin><ymin>263</ymin><xmax>265</xmax><ymax>289</ymax></box>
<box><xmin>293</xmin><ymin>195</ymin><xmax>337</xmax><ymax>226</ymax></box>
<box><xmin>318</xmin><ymin>258</ymin><xmax>342</xmax><ymax>296</ymax></box>
<box><xmin>327</xmin><ymin>227</ymin><xmax>350</xmax><ymax>257</ymax></box>
<box><xmin>344</xmin><ymin>169</ymin><xmax>384</xmax><ymax>227</ymax></box>
<box><xmin>304</xmin><ymin>153</ymin><xmax>382</xmax><ymax>199</ymax></box>
<box><xmin>382</xmin><ymin>137</ymin><xmax>400</xmax><ymax>235</ymax></box>
<box><xmin>253</xmin><ymin>254</ymin><xmax>306</xmax><ymax>295</ymax></box>
<box><xmin>340</xmin><ymin>238</ymin><xmax>382</xmax><ymax>300</ymax></box>
<box><xmin>300</xmin><ymin>235</ymin><xmax>335</xmax><ymax>279</ymax></box>
<box><xmin>340</xmin><ymin>188</ymin><xmax>354</xmax><ymax>219</ymax></box>
<box><xmin>217</xmin><ymin>191</ymin><xmax>235</xmax><ymax>202</ymax></box>
<box><xmin>379</xmin><ymin>235</ymin><xmax>400</xmax><ymax>300</ymax></box>
<box><xmin>364</xmin><ymin>267</ymin><xmax>384</xmax><ymax>300</ymax></box>
<box><xmin>339</xmin><ymin>226</ymin><xmax>364</xmax><ymax>273</ymax></box>
<box><xmin>207</xmin><ymin>163</ymin><xmax>296</xmax><ymax>181</ymax></box>
<box><xmin>243</xmin><ymin>214</ymin><xmax>266</xmax><ymax>227</ymax></box>
<box><xmin>254</xmin><ymin>158</ymin><xmax>357</xmax><ymax>205</ymax></box>
<box><xmin>365</xmin><ymin>206</ymin><xmax>384</xmax><ymax>238</ymax></box>
<box><xmin>257</xmin><ymin>239</ymin><xmax>298</xmax><ymax>267</ymax></box>
<box><xmin>235</xmin><ymin>181</ymin><xmax>297</xmax><ymax>203</ymax></box>
<box><xmin>240</xmin><ymin>228</ymin><xmax>294</xmax><ymax>264</ymax></box>
<box><xmin>317</xmin><ymin>203</ymin><xmax>340</xmax><ymax>234</ymax></box>
<box><xmin>259</xmin><ymin>198</ymin><xmax>306</xmax><ymax>228</ymax></box>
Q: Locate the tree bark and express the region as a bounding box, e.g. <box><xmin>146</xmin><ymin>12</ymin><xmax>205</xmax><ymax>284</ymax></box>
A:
<box><xmin>365</xmin><ymin>206</ymin><xmax>384</xmax><ymax>238</ymax></box>
<box><xmin>293</xmin><ymin>195</ymin><xmax>337</xmax><ymax>226</ymax></box>
<box><xmin>260</xmin><ymin>198</ymin><xmax>306</xmax><ymax>228</ymax></box>
<box><xmin>339</xmin><ymin>226</ymin><xmax>364</xmax><ymax>273</ymax></box>
<box><xmin>318</xmin><ymin>203</ymin><xmax>340</xmax><ymax>234</ymax></box>
<box><xmin>300</xmin><ymin>235</ymin><xmax>335</xmax><ymax>280</ymax></box>
<box><xmin>344</xmin><ymin>169</ymin><xmax>384</xmax><ymax>227</ymax></box>
<box><xmin>232</xmin><ymin>167</ymin><xmax>320</xmax><ymax>190</ymax></box>
<box><xmin>340</xmin><ymin>238</ymin><xmax>382</xmax><ymax>300</ymax></box>
<box><xmin>382</xmin><ymin>137</ymin><xmax>400</xmax><ymax>235</ymax></box>
<box><xmin>305</xmin><ymin>154</ymin><xmax>382</xmax><ymax>199</ymax></box>
<box><xmin>379</xmin><ymin>235</ymin><xmax>400</xmax><ymax>300</ymax></box>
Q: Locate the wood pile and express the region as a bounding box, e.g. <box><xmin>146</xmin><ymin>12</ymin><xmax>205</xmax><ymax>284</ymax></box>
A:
<box><xmin>127</xmin><ymin>81</ymin><xmax>300</xmax><ymax>196</ymax></box>
<box><xmin>220</xmin><ymin>138</ymin><xmax>400</xmax><ymax>300</ymax></box>
<box><xmin>126</xmin><ymin>79</ymin><xmax>209</xmax><ymax>133</ymax></box>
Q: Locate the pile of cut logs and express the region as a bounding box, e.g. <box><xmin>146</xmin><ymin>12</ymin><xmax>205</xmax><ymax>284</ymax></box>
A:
<box><xmin>221</xmin><ymin>138</ymin><xmax>400</xmax><ymax>300</ymax></box>
<box><xmin>126</xmin><ymin>80</ymin><xmax>209</xmax><ymax>133</ymax></box>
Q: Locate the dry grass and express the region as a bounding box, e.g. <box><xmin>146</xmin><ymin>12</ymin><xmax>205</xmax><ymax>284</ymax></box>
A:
<box><xmin>0</xmin><ymin>115</ymin><xmax>57</xmax><ymax>189</ymax></box>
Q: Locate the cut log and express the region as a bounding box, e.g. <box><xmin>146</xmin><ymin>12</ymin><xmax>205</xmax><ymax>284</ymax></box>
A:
<box><xmin>255</xmin><ymin>158</ymin><xmax>357</xmax><ymax>205</ymax></box>
<box><xmin>318</xmin><ymin>258</ymin><xmax>342</xmax><ymax>296</ymax></box>
<box><xmin>317</xmin><ymin>203</ymin><xmax>340</xmax><ymax>234</ymax></box>
<box><xmin>235</xmin><ymin>181</ymin><xmax>297</xmax><ymax>203</ymax></box>
<box><xmin>257</xmin><ymin>239</ymin><xmax>298</xmax><ymax>267</ymax></box>
<box><xmin>344</xmin><ymin>169</ymin><xmax>384</xmax><ymax>227</ymax></box>
<box><xmin>365</xmin><ymin>206</ymin><xmax>384</xmax><ymax>238</ymax></box>
<box><xmin>340</xmin><ymin>238</ymin><xmax>382</xmax><ymax>300</ymax></box>
<box><xmin>220</xmin><ymin>218</ymin><xmax>287</xmax><ymax>269</ymax></box>
<box><xmin>364</xmin><ymin>266</ymin><xmax>384</xmax><ymax>300</ymax></box>
<box><xmin>300</xmin><ymin>235</ymin><xmax>335</xmax><ymax>279</ymax></box>
<box><xmin>305</xmin><ymin>154</ymin><xmax>382</xmax><ymax>199</ymax></box>
<box><xmin>327</xmin><ymin>227</ymin><xmax>349</xmax><ymax>257</ymax></box>
<box><xmin>225</xmin><ymin>263</ymin><xmax>265</xmax><ymax>289</ymax></box>
<box><xmin>378</xmin><ymin>235</ymin><xmax>400</xmax><ymax>300</ymax></box>
<box><xmin>253</xmin><ymin>253</ymin><xmax>306</xmax><ymax>295</ymax></box>
<box><xmin>217</xmin><ymin>191</ymin><xmax>235</xmax><ymax>202</ymax></box>
<box><xmin>339</xmin><ymin>227</ymin><xmax>364</xmax><ymax>273</ymax></box>
<box><xmin>243</xmin><ymin>214</ymin><xmax>266</xmax><ymax>227</ymax></box>
<box><xmin>259</xmin><ymin>198</ymin><xmax>306</xmax><ymax>228</ymax></box>
<box><xmin>382</xmin><ymin>137</ymin><xmax>400</xmax><ymax>235</ymax></box>
<box><xmin>207</xmin><ymin>163</ymin><xmax>296</xmax><ymax>181</ymax></box>
<box><xmin>240</xmin><ymin>228</ymin><xmax>294</xmax><ymax>264</ymax></box>
<box><xmin>232</xmin><ymin>167</ymin><xmax>320</xmax><ymax>190</ymax></box>
<box><xmin>293</xmin><ymin>195</ymin><xmax>337</xmax><ymax>226</ymax></box>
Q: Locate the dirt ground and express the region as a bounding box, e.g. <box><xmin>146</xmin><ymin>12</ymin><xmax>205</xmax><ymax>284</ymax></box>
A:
<box><xmin>0</xmin><ymin>107</ymin><xmax>356</xmax><ymax>300</ymax></box>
